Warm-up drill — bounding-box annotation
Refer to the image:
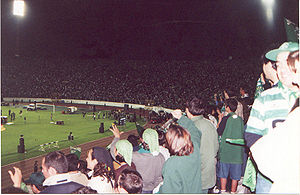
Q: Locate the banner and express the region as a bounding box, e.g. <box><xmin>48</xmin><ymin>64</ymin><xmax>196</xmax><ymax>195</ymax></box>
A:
<box><xmin>284</xmin><ymin>18</ymin><xmax>299</xmax><ymax>42</ymax></box>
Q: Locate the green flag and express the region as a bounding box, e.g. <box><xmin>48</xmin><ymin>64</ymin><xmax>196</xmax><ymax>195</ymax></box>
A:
<box><xmin>284</xmin><ymin>18</ymin><xmax>299</xmax><ymax>42</ymax></box>
<box><xmin>225</xmin><ymin>138</ymin><xmax>245</xmax><ymax>145</ymax></box>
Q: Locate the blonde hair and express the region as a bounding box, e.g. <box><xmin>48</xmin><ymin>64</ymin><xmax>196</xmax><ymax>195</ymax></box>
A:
<box><xmin>166</xmin><ymin>124</ymin><xmax>194</xmax><ymax>156</ymax></box>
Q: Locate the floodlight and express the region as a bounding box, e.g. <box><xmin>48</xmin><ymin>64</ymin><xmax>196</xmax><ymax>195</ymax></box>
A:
<box><xmin>13</xmin><ymin>0</ymin><xmax>25</xmax><ymax>16</ymax></box>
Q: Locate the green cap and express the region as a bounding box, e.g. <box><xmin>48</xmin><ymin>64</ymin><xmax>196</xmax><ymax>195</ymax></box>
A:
<box><xmin>265</xmin><ymin>42</ymin><xmax>299</xmax><ymax>61</ymax></box>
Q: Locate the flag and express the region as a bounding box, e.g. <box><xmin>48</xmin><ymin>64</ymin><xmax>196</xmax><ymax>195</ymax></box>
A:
<box><xmin>225</xmin><ymin>138</ymin><xmax>245</xmax><ymax>145</ymax></box>
<box><xmin>284</xmin><ymin>18</ymin><xmax>299</xmax><ymax>42</ymax></box>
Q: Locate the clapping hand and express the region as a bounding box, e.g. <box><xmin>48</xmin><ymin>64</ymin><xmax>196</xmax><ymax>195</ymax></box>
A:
<box><xmin>8</xmin><ymin>167</ymin><xmax>22</xmax><ymax>188</ymax></box>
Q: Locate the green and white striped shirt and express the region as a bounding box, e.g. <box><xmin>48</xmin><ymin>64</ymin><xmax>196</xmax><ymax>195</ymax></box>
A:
<box><xmin>246</xmin><ymin>81</ymin><xmax>298</xmax><ymax>136</ymax></box>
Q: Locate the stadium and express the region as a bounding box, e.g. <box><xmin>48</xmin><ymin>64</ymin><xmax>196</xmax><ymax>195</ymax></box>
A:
<box><xmin>1</xmin><ymin>0</ymin><xmax>299</xmax><ymax>194</ymax></box>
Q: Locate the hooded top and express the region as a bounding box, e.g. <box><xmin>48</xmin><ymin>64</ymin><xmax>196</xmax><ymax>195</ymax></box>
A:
<box><xmin>142</xmin><ymin>129</ymin><xmax>159</xmax><ymax>156</ymax></box>
<box><xmin>116</xmin><ymin>139</ymin><xmax>133</xmax><ymax>166</ymax></box>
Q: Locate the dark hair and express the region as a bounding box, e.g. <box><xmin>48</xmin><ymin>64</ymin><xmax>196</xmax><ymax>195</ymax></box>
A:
<box><xmin>166</xmin><ymin>124</ymin><xmax>194</xmax><ymax>156</ymax></box>
<box><xmin>287</xmin><ymin>50</ymin><xmax>299</xmax><ymax>73</ymax></box>
<box><xmin>93</xmin><ymin>162</ymin><xmax>114</xmax><ymax>182</ymax></box>
<box><xmin>66</xmin><ymin>153</ymin><xmax>79</xmax><ymax>172</ymax></box>
<box><xmin>77</xmin><ymin>160</ymin><xmax>89</xmax><ymax>176</ymax></box>
<box><xmin>71</xmin><ymin>186</ymin><xmax>98</xmax><ymax>194</ymax></box>
<box><xmin>117</xmin><ymin>169</ymin><xmax>143</xmax><ymax>194</ymax></box>
<box><xmin>157</xmin><ymin>130</ymin><xmax>167</xmax><ymax>146</ymax></box>
<box><xmin>225</xmin><ymin>98</ymin><xmax>238</xmax><ymax>112</ymax></box>
<box><xmin>185</xmin><ymin>97</ymin><xmax>205</xmax><ymax>116</ymax></box>
<box><xmin>44</xmin><ymin>151</ymin><xmax>68</xmax><ymax>174</ymax></box>
<box><xmin>127</xmin><ymin>134</ymin><xmax>139</xmax><ymax>147</ymax></box>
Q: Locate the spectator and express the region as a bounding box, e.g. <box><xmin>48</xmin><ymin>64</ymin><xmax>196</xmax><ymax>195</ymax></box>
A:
<box><xmin>244</xmin><ymin>42</ymin><xmax>299</xmax><ymax>193</ymax></box>
<box><xmin>217</xmin><ymin>98</ymin><xmax>244</xmax><ymax>194</ymax></box>
<box><xmin>114</xmin><ymin>168</ymin><xmax>143</xmax><ymax>194</ymax></box>
<box><xmin>85</xmin><ymin>147</ymin><xmax>114</xmax><ymax>193</ymax></box>
<box><xmin>185</xmin><ymin>97</ymin><xmax>219</xmax><ymax>193</ymax></box>
<box><xmin>158</xmin><ymin>109</ymin><xmax>203</xmax><ymax>193</ymax></box>
<box><xmin>110</xmin><ymin>125</ymin><xmax>165</xmax><ymax>194</ymax></box>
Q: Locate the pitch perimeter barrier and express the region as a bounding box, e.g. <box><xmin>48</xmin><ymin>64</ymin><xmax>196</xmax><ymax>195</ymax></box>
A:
<box><xmin>3</xmin><ymin>97</ymin><xmax>174</xmax><ymax>113</ymax></box>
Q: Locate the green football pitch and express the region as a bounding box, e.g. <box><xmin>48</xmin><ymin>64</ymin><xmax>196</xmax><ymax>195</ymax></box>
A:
<box><xmin>1</xmin><ymin>104</ymin><xmax>146</xmax><ymax>166</ymax></box>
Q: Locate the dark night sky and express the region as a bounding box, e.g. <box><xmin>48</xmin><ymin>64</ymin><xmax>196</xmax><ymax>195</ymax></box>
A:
<box><xmin>1</xmin><ymin>0</ymin><xmax>299</xmax><ymax>60</ymax></box>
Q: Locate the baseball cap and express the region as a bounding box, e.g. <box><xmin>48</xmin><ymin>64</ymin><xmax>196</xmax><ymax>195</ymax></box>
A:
<box><xmin>24</xmin><ymin>172</ymin><xmax>45</xmax><ymax>187</ymax></box>
<box><xmin>265</xmin><ymin>42</ymin><xmax>299</xmax><ymax>61</ymax></box>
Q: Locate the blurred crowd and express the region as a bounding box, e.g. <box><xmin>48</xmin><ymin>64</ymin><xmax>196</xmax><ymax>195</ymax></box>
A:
<box><xmin>2</xmin><ymin>56</ymin><xmax>260</xmax><ymax>109</ymax></box>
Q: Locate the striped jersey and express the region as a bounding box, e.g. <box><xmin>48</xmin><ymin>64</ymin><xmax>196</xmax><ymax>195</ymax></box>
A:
<box><xmin>246</xmin><ymin>81</ymin><xmax>298</xmax><ymax>136</ymax></box>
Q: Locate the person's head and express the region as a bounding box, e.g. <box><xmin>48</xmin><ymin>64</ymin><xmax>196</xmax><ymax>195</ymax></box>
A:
<box><xmin>86</xmin><ymin>147</ymin><xmax>113</xmax><ymax>171</ymax></box>
<box><xmin>77</xmin><ymin>160</ymin><xmax>89</xmax><ymax>176</ymax></box>
<box><xmin>287</xmin><ymin>50</ymin><xmax>300</xmax><ymax>88</ymax></box>
<box><xmin>24</xmin><ymin>172</ymin><xmax>45</xmax><ymax>193</ymax></box>
<box><xmin>224</xmin><ymin>98</ymin><xmax>238</xmax><ymax>113</ymax></box>
<box><xmin>265</xmin><ymin>42</ymin><xmax>299</xmax><ymax>87</ymax></box>
<box><xmin>185</xmin><ymin>97</ymin><xmax>205</xmax><ymax>118</ymax></box>
<box><xmin>42</xmin><ymin>151</ymin><xmax>68</xmax><ymax>179</ymax></box>
<box><xmin>166</xmin><ymin>124</ymin><xmax>194</xmax><ymax>156</ymax></box>
<box><xmin>66</xmin><ymin>153</ymin><xmax>79</xmax><ymax>172</ymax></box>
<box><xmin>116</xmin><ymin>169</ymin><xmax>143</xmax><ymax>194</ymax></box>
<box><xmin>142</xmin><ymin>129</ymin><xmax>159</xmax><ymax>155</ymax></box>
<box><xmin>115</xmin><ymin>139</ymin><xmax>133</xmax><ymax>166</ymax></box>
<box><xmin>71</xmin><ymin>186</ymin><xmax>98</xmax><ymax>194</ymax></box>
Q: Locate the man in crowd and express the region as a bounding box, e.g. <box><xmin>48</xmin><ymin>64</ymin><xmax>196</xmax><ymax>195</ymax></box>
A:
<box><xmin>217</xmin><ymin>98</ymin><xmax>244</xmax><ymax>194</ymax></box>
<box><xmin>245</xmin><ymin>42</ymin><xmax>299</xmax><ymax>193</ymax></box>
<box><xmin>185</xmin><ymin>97</ymin><xmax>219</xmax><ymax>193</ymax></box>
<box><xmin>9</xmin><ymin>151</ymin><xmax>84</xmax><ymax>194</ymax></box>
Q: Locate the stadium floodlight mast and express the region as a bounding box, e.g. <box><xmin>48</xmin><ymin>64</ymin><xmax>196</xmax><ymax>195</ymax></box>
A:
<box><xmin>13</xmin><ymin>0</ymin><xmax>25</xmax><ymax>57</ymax></box>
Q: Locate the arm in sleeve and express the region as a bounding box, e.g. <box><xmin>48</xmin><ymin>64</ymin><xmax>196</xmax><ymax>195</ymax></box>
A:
<box><xmin>109</xmin><ymin>137</ymin><xmax>120</xmax><ymax>161</ymax></box>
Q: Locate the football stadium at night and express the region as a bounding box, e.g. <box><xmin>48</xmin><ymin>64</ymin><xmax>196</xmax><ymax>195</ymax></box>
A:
<box><xmin>1</xmin><ymin>0</ymin><xmax>299</xmax><ymax>193</ymax></box>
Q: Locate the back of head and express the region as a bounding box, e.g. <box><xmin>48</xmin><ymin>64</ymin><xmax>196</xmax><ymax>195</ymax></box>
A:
<box><xmin>166</xmin><ymin>124</ymin><xmax>194</xmax><ymax>156</ymax></box>
<box><xmin>225</xmin><ymin>98</ymin><xmax>238</xmax><ymax>112</ymax></box>
<box><xmin>66</xmin><ymin>153</ymin><xmax>79</xmax><ymax>172</ymax></box>
<box><xmin>71</xmin><ymin>186</ymin><xmax>98</xmax><ymax>194</ymax></box>
<box><xmin>142</xmin><ymin>129</ymin><xmax>159</xmax><ymax>154</ymax></box>
<box><xmin>185</xmin><ymin>97</ymin><xmax>205</xmax><ymax>116</ymax></box>
<box><xmin>92</xmin><ymin>147</ymin><xmax>113</xmax><ymax>171</ymax></box>
<box><xmin>44</xmin><ymin>151</ymin><xmax>68</xmax><ymax>174</ymax></box>
<box><xmin>117</xmin><ymin>169</ymin><xmax>143</xmax><ymax>194</ymax></box>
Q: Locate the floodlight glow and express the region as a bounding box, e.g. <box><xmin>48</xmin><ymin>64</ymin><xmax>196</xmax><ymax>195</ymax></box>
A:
<box><xmin>13</xmin><ymin>0</ymin><xmax>25</xmax><ymax>16</ymax></box>
<box><xmin>262</xmin><ymin>0</ymin><xmax>275</xmax><ymax>7</ymax></box>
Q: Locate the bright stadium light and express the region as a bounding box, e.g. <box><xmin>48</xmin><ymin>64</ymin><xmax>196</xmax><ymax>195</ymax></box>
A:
<box><xmin>13</xmin><ymin>0</ymin><xmax>25</xmax><ymax>16</ymax></box>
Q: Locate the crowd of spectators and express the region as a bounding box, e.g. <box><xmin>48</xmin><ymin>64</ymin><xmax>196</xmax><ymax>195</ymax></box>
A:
<box><xmin>3</xmin><ymin>42</ymin><xmax>299</xmax><ymax>194</ymax></box>
<box><xmin>1</xmin><ymin>56</ymin><xmax>260</xmax><ymax>109</ymax></box>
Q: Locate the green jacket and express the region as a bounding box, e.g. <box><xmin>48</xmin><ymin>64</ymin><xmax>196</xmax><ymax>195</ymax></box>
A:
<box><xmin>219</xmin><ymin>112</ymin><xmax>244</xmax><ymax>164</ymax></box>
<box><xmin>159</xmin><ymin>116</ymin><xmax>203</xmax><ymax>194</ymax></box>
<box><xmin>191</xmin><ymin>115</ymin><xmax>219</xmax><ymax>189</ymax></box>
